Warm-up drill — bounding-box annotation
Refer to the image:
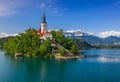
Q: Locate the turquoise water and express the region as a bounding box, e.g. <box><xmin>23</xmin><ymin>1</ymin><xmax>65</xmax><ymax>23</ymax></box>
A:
<box><xmin>0</xmin><ymin>49</ymin><xmax>120</xmax><ymax>82</ymax></box>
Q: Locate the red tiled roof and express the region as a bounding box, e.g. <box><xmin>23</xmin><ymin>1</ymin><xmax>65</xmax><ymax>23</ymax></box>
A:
<box><xmin>36</xmin><ymin>30</ymin><xmax>50</xmax><ymax>36</ymax></box>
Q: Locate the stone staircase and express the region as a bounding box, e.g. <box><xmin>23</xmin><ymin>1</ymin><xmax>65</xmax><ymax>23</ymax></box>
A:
<box><xmin>51</xmin><ymin>40</ymin><xmax>74</xmax><ymax>56</ymax></box>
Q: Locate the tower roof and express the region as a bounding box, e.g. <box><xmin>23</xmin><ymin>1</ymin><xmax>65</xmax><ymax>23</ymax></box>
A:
<box><xmin>42</xmin><ymin>12</ymin><xmax>47</xmax><ymax>23</ymax></box>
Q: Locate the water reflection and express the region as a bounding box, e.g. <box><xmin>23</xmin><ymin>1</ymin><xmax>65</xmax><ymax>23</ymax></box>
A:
<box><xmin>1</xmin><ymin>49</ymin><xmax>120</xmax><ymax>82</ymax></box>
<box><xmin>11</xmin><ymin>58</ymin><xmax>68</xmax><ymax>82</ymax></box>
<box><xmin>82</xmin><ymin>49</ymin><xmax>120</xmax><ymax>63</ymax></box>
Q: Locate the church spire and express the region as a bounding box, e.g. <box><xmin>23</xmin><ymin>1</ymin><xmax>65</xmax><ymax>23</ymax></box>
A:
<box><xmin>41</xmin><ymin>12</ymin><xmax>47</xmax><ymax>33</ymax></box>
<box><xmin>42</xmin><ymin>12</ymin><xmax>46</xmax><ymax>23</ymax></box>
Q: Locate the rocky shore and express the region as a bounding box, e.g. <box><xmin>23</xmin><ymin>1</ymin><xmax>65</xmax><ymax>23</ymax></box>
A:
<box><xmin>55</xmin><ymin>54</ymin><xmax>85</xmax><ymax>59</ymax></box>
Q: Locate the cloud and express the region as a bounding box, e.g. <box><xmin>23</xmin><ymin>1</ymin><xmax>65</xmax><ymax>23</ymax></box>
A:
<box><xmin>86</xmin><ymin>32</ymin><xmax>94</xmax><ymax>35</ymax></box>
<box><xmin>39</xmin><ymin>0</ymin><xmax>68</xmax><ymax>14</ymax></box>
<box><xmin>66</xmin><ymin>29</ymin><xmax>82</xmax><ymax>33</ymax></box>
<box><xmin>0</xmin><ymin>32</ymin><xmax>18</xmax><ymax>38</ymax></box>
<box><xmin>99</xmin><ymin>30</ymin><xmax>120</xmax><ymax>38</ymax></box>
<box><xmin>116</xmin><ymin>1</ymin><xmax>120</xmax><ymax>5</ymax></box>
<box><xmin>40</xmin><ymin>3</ymin><xmax>46</xmax><ymax>8</ymax></box>
<box><xmin>0</xmin><ymin>0</ymin><xmax>68</xmax><ymax>16</ymax></box>
<box><xmin>39</xmin><ymin>0</ymin><xmax>58</xmax><ymax>13</ymax></box>
<box><xmin>0</xmin><ymin>0</ymin><xmax>27</xmax><ymax>17</ymax></box>
<box><xmin>66</xmin><ymin>30</ymin><xmax>94</xmax><ymax>36</ymax></box>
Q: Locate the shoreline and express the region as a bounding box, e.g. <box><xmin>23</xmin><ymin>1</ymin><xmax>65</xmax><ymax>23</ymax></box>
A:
<box><xmin>55</xmin><ymin>55</ymin><xmax>85</xmax><ymax>59</ymax></box>
<box><xmin>15</xmin><ymin>52</ymin><xmax>86</xmax><ymax>59</ymax></box>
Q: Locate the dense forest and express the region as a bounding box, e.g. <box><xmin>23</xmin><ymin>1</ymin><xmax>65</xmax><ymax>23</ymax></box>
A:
<box><xmin>3</xmin><ymin>28</ymin><xmax>78</xmax><ymax>58</ymax></box>
<box><xmin>4</xmin><ymin>29</ymin><xmax>52</xmax><ymax>58</ymax></box>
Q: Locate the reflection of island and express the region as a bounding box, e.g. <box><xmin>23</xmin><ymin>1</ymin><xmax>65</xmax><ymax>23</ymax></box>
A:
<box><xmin>13</xmin><ymin>58</ymin><xmax>67</xmax><ymax>82</ymax></box>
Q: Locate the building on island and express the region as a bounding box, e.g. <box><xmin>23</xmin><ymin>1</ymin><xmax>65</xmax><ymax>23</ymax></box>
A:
<box><xmin>36</xmin><ymin>12</ymin><xmax>52</xmax><ymax>40</ymax></box>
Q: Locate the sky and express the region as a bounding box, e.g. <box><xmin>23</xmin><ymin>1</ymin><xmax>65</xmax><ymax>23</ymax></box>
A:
<box><xmin>0</xmin><ymin>0</ymin><xmax>120</xmax><ymax>37</ymax></box>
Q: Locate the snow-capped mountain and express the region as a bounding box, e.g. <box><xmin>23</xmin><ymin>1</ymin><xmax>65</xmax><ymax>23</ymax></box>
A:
<box><xmin>0</xmin><ymin>33</ymin><xmax>18</xmax><ymax>38</ymax></box>
<box><xmin>64</xmin><ymin>30</ymin><xmax>93</xmax><ymax>37</ymax></box>
<box><xmin>64</xmin><ymin>30</ymin><xmax>120</xmax><ymax>46</ymax></box>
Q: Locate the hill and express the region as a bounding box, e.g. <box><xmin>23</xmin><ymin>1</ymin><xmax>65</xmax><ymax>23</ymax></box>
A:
<box><xmin>64</xmin><ymin>30</ymin><xmax>120</xmax><ymax>46</ymax></box>
<box><xmin>0</xmin><ymin>37</ymin><xmax>13</xmax><ymax>49</ymax></box>
<box><xmin>73</xmin><ymin>38</ymin><xmax>93</xmax><ymax>49</ymax></box>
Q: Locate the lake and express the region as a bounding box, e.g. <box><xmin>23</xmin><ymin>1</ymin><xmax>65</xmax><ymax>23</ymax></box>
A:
<box><xmin>0</xmin><ymin>49</ymin><xmax>120</xmax><ymax>82</ymax></box>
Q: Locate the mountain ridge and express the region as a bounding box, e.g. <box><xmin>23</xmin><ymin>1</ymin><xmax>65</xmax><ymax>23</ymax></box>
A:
<box><xmin>64</xmin><ymin>30</ymin><xmax>120</xmax><ymax>46</ymax></box>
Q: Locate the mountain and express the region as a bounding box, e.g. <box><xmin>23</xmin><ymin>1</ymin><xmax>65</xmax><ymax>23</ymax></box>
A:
<box><xmin>0</xmin><ymin>33</ymin><xmax>18</xmax><ymax>48</ymax></box>
<box><xmin>82</xmin><ymin>36</ymin><xmax>120</xmax><ymax>46</ymax></box>
<box><xmin>0</xmin><ymin>33</ymin><xmax>18</xmax><ymax>38</ymax></box>
<box><xmin>81</xmin><ymin>35</ymin><xmax>103</xmax><ymax>46</ymax></box>
<box><xmin>73</xmin><ymin>38</ymin><xmax>93</xmax><ymax>49</ymax></box>
<box><xmin>0</xmin><ymin>37</ymin><xmax>13</xmax><ymax>48</ymax></box>
<box><xmin>64</xmin><ymin>30</ymin><xmax>120</xmax><ymax>46</ymax></box>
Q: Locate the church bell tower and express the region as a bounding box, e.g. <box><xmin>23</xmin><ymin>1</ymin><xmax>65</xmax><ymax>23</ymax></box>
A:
<box><xmin>41</xmin><ymin>12</ymin><xmax>47</xmax><ymax>33</ymax></box>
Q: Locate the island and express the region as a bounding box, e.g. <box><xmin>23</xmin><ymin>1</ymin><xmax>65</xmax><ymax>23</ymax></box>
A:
<box><xmin>3</xmin><ymin>13</ymin><xmax>84</xmax><ymax>59</ymax></box>
<box><xmin>4</xmin><ymin>28</ymin><xmax>85</xmax><ymax>59</ymax></box>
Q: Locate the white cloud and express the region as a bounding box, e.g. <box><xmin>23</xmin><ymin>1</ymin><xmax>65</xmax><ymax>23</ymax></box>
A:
<box><xmin>66</xmin><ymin>29</ymin><xmax>93</xmax><ymax>33</ymax></box>
<box><xmin>0</xmin><ymin>0</ymin><xmax>27</xmax><ymax>17</ymax></box>
<box><xmin>99</xmin><ymin>30</ymin><xmax>120</xmax><ymax>38</ymax></box>
<box><xmin>40</xmin><ymin>3</ymin><xmax>46</xmax><ymax>8</ymax></box>
<box><xmin>39</xmin><ymin>0</ymin><xmax>67</xmax><ymax>14</ymax></box>
<box><xmin>65</xmin><ymin>29</ymin><xmax>120</xmax><ymax>38</ymax></box>
<box><xmin>0</xmin><ymin>32</ymin><xmax>18</xmax><ymax>38</ymax></box>
<box><xmin>39</xmin><ymin>0</ymin><xmax>58</xmax><ymax>13</ymax></box>
<box><xmin>66</xmin><ymin>29</ymin><xmax>81</xmax><ymax>33</ymax></box>
<box><xmin>0</xmin><ymin>0</ymin><xmax>68</xmax><ymax>16</ymax></box>
<box><xmin>86</xmin><ymin>32</ymin><xmax>94</xmax><ymax>35</ymax></box>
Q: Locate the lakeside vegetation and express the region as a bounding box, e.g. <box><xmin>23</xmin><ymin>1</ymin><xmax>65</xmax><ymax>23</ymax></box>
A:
<box><xmin>3</xmin><ymin>28</ymin><xmax>78</xmax><ymax>58</ymax></box>
<box><xmin>94</xmin><ymin>45</ymin><xmax>120</xmax><ymax>49</ymax></box>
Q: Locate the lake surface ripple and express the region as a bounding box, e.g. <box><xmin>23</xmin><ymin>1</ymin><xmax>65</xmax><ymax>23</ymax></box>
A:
<box><xmin>0</xmin><ymin>49</ymin><xmax>120</xmax><ymax>82</ymax></box>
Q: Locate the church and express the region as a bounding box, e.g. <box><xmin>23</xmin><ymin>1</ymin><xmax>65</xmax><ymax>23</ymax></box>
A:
<box><xmin>36</xmin><ymin>12</ymin><xmax>52</xmax><ymax>40</ymax></box>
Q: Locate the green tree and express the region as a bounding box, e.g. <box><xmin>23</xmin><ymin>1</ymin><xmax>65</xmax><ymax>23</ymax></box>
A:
<box><xmin>59</xmin><ymin>47</ymin><xmax>66</xmax><ymax>56</ymax></box>
<box><xmin>4</xmin><ymin>38</ymin><xmax>17</xmax><ymax>55</ymax></box>
<box><xmin>51</xmin><ymin>30</ymin><xmax>78</xmax><ymax>55</ymax></box>
<box><xmin>4</xmin><ymin>28</ymin><xmax>41</xmax><ymax>57</ymax></box>
<box><xmin>70</xmin><ymin>45</ymin><xmax>78</xmax><ymax>55</ymax></box>
<box><xmin>39</xmin><ymin>40</ymin><xmax>52</xmax><ymax>58</ymax></box>
<box><xmin>51</xmin><ymin>30</ymin><xmax>64</xmax><ymax>44</ymax></box>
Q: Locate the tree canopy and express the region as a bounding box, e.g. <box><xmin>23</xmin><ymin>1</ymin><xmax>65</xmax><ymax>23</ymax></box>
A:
<box><xmin>51</xmin><ymin>30</ymin><xmax>78</xmax><ymax>55</ymax></box>
<box><xmin>4</xmin><ymin>29</ymin><xmax>79</xmax><ymax>58</ymax></box>
<box><xmin>4</xmin><ymin>28</ymin><xmax>52</xmax><ymax>58</ymax></box>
